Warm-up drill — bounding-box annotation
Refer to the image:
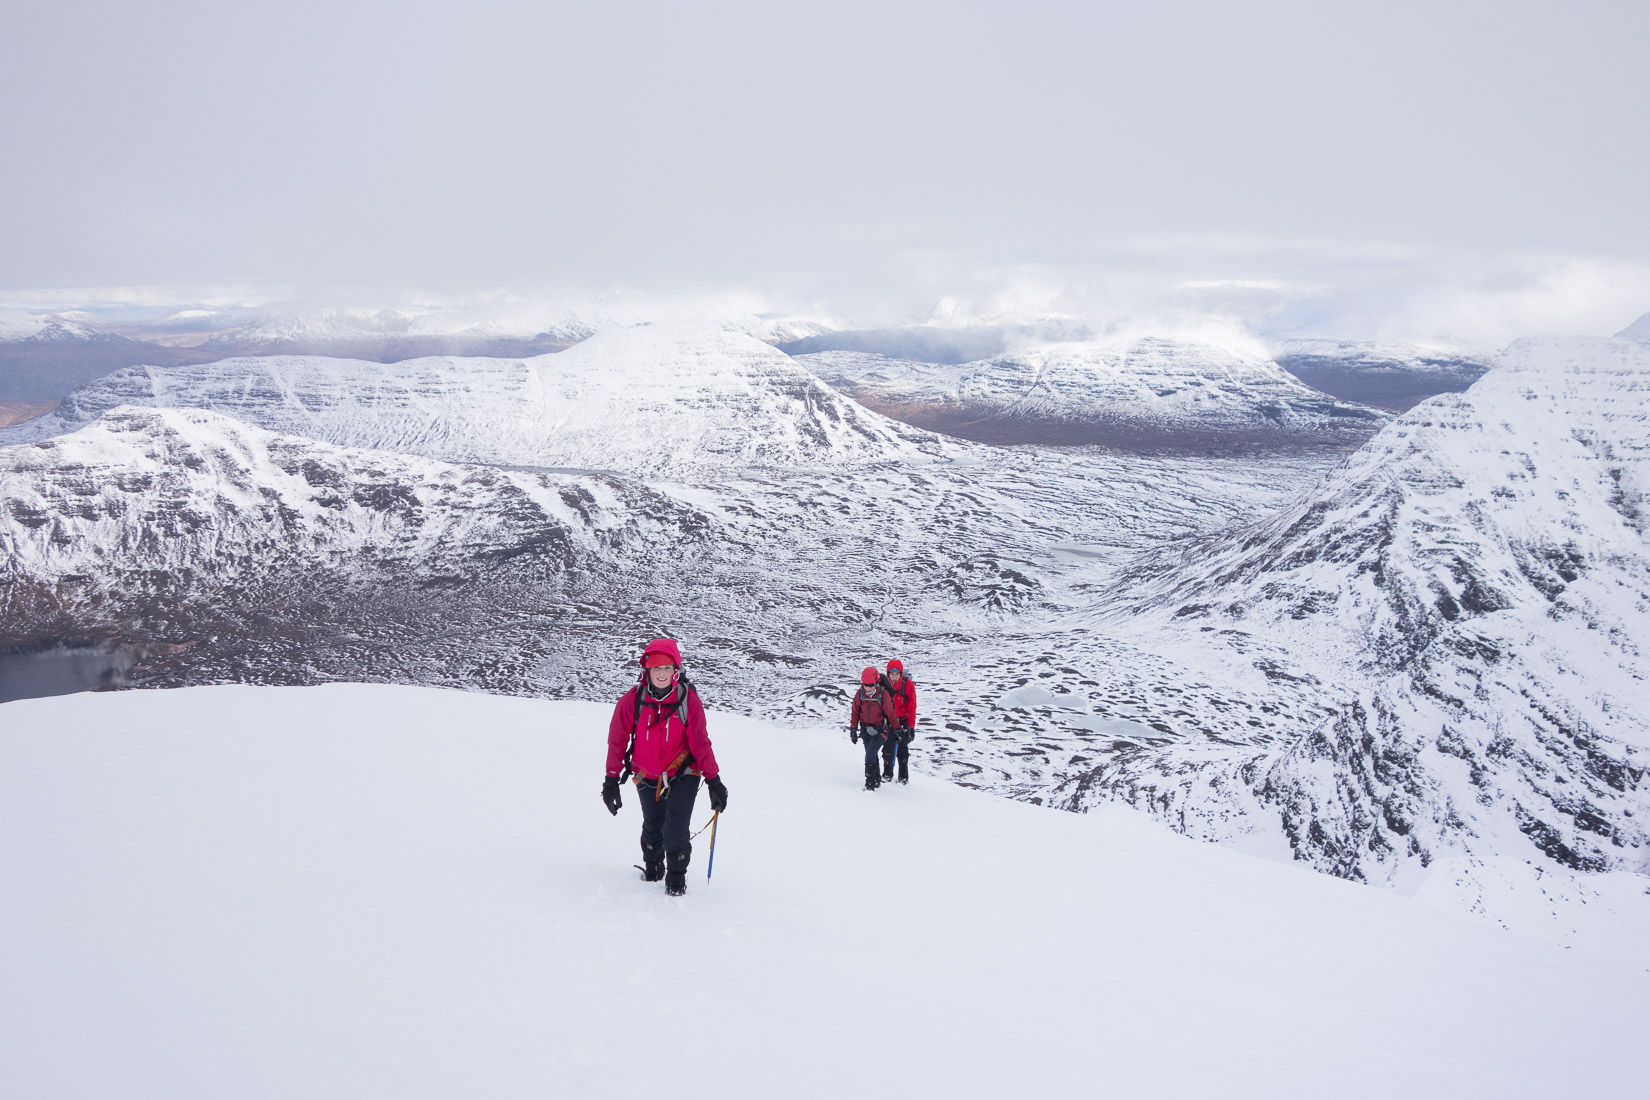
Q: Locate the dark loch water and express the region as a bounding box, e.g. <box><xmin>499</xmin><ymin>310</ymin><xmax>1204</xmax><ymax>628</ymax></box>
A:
<box><xmin>0</xmin><ymin>645</ymin><xmax>136</xmax><ymax>704</ymax></box>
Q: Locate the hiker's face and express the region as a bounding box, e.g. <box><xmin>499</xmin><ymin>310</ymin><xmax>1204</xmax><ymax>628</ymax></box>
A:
<box><xmin>648</xmin><ymin>664</ymin><xmax>675</xmax><ymax>689</ymax></box>
<box><xmin>889</xmin><ymin>669</ymin><xmax>902</xmax><ymax>684</ymax></box>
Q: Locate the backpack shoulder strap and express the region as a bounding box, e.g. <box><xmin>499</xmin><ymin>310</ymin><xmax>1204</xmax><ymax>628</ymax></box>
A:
<box><xmin>620</xmin><ymin>677</ymin><xmax>645</xmax><ymax>782</ymax></box>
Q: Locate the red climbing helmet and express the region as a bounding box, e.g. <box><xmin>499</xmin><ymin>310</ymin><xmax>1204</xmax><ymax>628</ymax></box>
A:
<box><xmin>861</xmin><ymin>667</ymin><xmax>878</xmax><ymax>685</ymax></box>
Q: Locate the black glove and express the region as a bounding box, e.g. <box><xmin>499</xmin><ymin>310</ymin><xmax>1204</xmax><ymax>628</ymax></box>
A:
<box><xmin>601</xmin><ymin>776</ymin><xmax>622</xmax><ymax>816</ymax></box>
<box><xmin>706</xmin><ymin>775</ymin><xmax>728</xmax><ymax>813</ymax></box>
<box><xmin>850</xmin><ymin>725</ymin><xmax>859</xmax><ymax>744</ymax></box>
<box><xmin>902</xmin><ymin>726</ymin><xmax>915</xmax><ymax>744</ymax></box>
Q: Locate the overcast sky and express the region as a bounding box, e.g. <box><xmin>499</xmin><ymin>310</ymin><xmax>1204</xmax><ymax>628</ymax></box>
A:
<box><xmin>3</xmin><ymin>0</ymin><xmax>1647</xmax><ymax>339</ymax></box>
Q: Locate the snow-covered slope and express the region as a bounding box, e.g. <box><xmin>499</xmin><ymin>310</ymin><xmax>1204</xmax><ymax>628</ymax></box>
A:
<box><xmin>1053</xmin><ymin>337</ymin><xmax>1650</xmax><ymax>894</ymax></box>
<box><xmin>0</xmin><ymin>325</ymin><xmax>942</xmax><ymax>472</ymax></box>
<box><xmin>1269</xmin><ymin>338</ymin><xmax>1493</xmax><ymax>411</ymax></box>
<box><xmin>1617</xmin><ymin>311</ymin><xmax>1650</xmax><ymax>344</ymax></box>
<box><xmin>0</xmin><ymin>311</ymin><xmax>76</xmax><ymax>342</ymax></box>
<box><xmin>4</xmin><ymin>684</ymin><xmax>1645</xmax><ymax>1100</ymax></box>
<box><xmin>803</xmin><ymin>338</ymin><xmax>1389</xmax><ymax>448</ymax></box>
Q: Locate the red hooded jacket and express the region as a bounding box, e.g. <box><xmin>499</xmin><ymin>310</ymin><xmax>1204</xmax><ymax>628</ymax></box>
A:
<box><xmin>606</xmin><ymin>676</ymin><xmax>720</xmax><ymax>781</ymax></box>
<box><xmin>851</xmin><ymin>683</ymin><xmax>901</xmax><ymax>731</ymax></box>
<box><xmin>884</xmin><ymin>672</ymin><xmax>916</xmax><ymax>729</ymax></box>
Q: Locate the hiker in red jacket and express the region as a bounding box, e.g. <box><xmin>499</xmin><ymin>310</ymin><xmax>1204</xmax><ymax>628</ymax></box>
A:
<box><xmin>849</xmin><ymin>666</ymin><xmax>902</xmax><ymax>791</ymax></box>
<box><xmin>602</xmin><ymin>637</ymin><xmax>728</xmax><ymax>896</ymax></box>
<box><xmin>882</xmin><ymin>658</ymin><xmax>918</xmax><ymax>784</ymax></box>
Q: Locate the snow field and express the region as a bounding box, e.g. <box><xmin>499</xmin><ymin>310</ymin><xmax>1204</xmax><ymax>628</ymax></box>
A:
<box><xmin>3</xmin><ymin>684</ymin><xmax>1646</xmax><ymax>1099</ymax></box>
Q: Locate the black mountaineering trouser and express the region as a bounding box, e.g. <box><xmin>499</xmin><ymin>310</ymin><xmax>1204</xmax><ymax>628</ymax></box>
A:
<box><xmin>862</xmin><ymin>728</ymin><xmax>886</xmax><ymax>770</ymax></box>
<box><xmin>637</xmin><ymin>774</ymin><xmax>702</xmax><ymax>855</ymax></box>
<box><xmin>888</xmin><ymin>732</ymin><xmax>909</xmax><ymax>780</ymax></box>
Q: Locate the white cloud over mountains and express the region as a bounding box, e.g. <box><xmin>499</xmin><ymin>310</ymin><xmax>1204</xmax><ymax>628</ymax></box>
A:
<box><xmin>2</xmin><ymin>0</ymin><xmax>1646</xmax><ymax>327</ymax></box>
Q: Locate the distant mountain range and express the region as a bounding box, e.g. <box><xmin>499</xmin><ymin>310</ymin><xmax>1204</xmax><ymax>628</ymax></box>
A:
<box><xmin>5</xmin><ymin>302</ymin><xmax>1517</xmax><ymax>433</ymax></box>
<box><xmin>0</xmin><ymin>325</ymin><xmax>942</xmax><ymax>472</ymax></box>
<box><xmin>802</xmin><ymin>338</ymin><xmax>1390</xmax><ymax>449</ymax></box>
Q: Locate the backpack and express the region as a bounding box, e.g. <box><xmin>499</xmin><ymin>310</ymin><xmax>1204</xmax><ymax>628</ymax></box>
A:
<box><xmin>880</xmin><ymin>671</ymin><xmax>915</xmax><ymax>708</ymax></box>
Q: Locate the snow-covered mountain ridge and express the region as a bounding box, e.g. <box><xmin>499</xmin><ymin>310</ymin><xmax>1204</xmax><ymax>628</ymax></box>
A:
<box><xmin>0</xmin><ymin>325</ymin><xmax>944</xmax><ymax>472</ymax></box>
<box><xmin>802</xmin><ymin>337</ymin><xmax>1389</xmax><ymax>448</ymax></box>
<box><xmin>0</xmin><ymin>405</ymin><xmax>727</xmax><ymax>663</ymax></box>
<box><xmin>1043</xmin><ymin>336</ymin><xmax>1650</xmax><ymax>898</ymax></box>
<box><xmin>1</xmin><ymin>406</ymin><xmax>707</xmax><ymax>575</ymax></box>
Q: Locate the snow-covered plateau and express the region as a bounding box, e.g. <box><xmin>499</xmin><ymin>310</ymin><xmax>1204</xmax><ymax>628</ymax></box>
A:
<box><xmin>3</xmin><ymin>684</ymin><xmax>1645</xmax><ymax>1100</ymax></box>
<box><xmin>2</xmin><ymin>324</ymin><xmax>1647</xmax><ymax>959</ymax></box>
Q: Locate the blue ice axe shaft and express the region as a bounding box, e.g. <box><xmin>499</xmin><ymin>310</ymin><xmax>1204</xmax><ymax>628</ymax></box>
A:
<box><xmin>707</xmin><ymin>812</ymin><xmax>719</xmax><ymax>881</ymax></box>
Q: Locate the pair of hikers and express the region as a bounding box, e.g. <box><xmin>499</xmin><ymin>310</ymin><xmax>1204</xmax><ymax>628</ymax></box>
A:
<box><xmin>849</xmin><ymin>658</ymin><xmax>917</xmax><ymax>790</ymax></box>
<box><xmin>601</xmin><ymin>637</ymin><xmax>728</xmax><ymax>896</ymax></box>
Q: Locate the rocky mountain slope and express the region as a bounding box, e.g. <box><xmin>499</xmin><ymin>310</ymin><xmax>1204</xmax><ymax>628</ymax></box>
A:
<box><xmin>1040</xmin><ymin>336</ymin><xmax>1650</xmax><ymax>896</ymax></box>
<box><xmin>802</xmin><ymin>338</ymin><xmax>1389</xmax><ymax>449</ymax></box>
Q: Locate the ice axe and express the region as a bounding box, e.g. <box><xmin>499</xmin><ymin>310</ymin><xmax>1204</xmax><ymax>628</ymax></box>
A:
<box><xmin>707</xmin><ymin>811</ymin><xmax>720</xmax><ymax>882</ymax></box>
<box><xmin>689</xmin><ymin>810</ymin><xmax>722</xmax><ymax>882</ymax></box>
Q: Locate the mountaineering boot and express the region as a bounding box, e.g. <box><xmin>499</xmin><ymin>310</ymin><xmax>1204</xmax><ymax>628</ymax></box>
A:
<box><xmin>898</xmin><ymin>758</ymin><xmax>909</xmax><ymax>784</ymax></box>
<box><xmin>641</xmin><ymin>841</ymin><xmax>665</xmax><ymax>882</ymax></box>
<box><xmin>882</xmin><ymin>760</ymin><xmax>894</xmax><ymax>781</ymax></box>
<box><xmin>864</xmin><ymin>763</ymin><xmax>880</xmax><ymax>791</ymax></box>
<box><xmin>665</xmin><ymin>848</ymin><xmax>692</xmax><ymax>896</ymax></box>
